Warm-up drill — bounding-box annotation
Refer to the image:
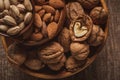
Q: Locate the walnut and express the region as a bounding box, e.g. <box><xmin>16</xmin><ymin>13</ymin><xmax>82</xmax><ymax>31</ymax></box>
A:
<box><xmin>58</xmin><ymin>27</ymin><xmax>71</xmax><ymax>53</ymax></box>
<box><xmin>90</xmin><ymin>7</ymin><xmax>108</xmax><ymax>25</ymax></box>
<box><xmin>77</xmin><ymin>0</ymin><xmax>100</xmax><ymax>9</ymax></box>
<box><xmin>66</xmin><ymin>2</ymin><xmax>84</xmax><ymax>20</ymax></box>
<box><xmin>70</xmin><ymin>42</ymin><xmax>90</xmax><ymax>60</ymax></box>
<box><xmin>24</xmin><ymin>58</ymin><xmax>45</xmax><ymax>71</ymax></box>
<box><xmin>48</xmin><ymin>56</ymin><xmax>66</xmax><ymax>71</ymax></box>
<box><xmin>88</xmin><ymin>25</ymin><xmax>105</xmax><ymax>46</ymax></box>
<box><xmin>7</xmin><ymin>43</ymin><xmax>26</xmax><ymax>65</ymax></box>
<box><xmin>65</xmin><ymin>56</ymin><xmax>86</xmax><ymax>72</ymax></box>
<box><xmin>38</xmin><ymin>42</ymin><xmax>65</xmax><ymax>64</ymax></box>
<box><xmin>69</xmin><ymin>15</ymin><xmax>93</xmax><ymax>42</ymax></box>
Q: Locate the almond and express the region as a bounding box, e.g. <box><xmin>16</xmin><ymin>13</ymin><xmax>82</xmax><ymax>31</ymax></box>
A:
<box><xmin>34</xmin><ymin>13</ymin><xmax>43</xmax><ymax>28</ymax></box>
<box><xmin>47</xmin><ymin>22</ymin><xmax>58</xmax><ymax>39</ymax></box>
<box><xmin>54</xmin><ymin>10</ymin><xmax>60</xmax><ymax>22</ymax></box>
<box><xmin>42</xmin><ymin>21</ymin><xmax>48</xmax><ymax>38</ymax></box>
<box><xmin>49</xmin><ymin>0</ymin><xmax>65</xmax><ymax>9</ymax></box>
<box><xmin>42</xmin><ymin>5</ymin><xmax>55</xmax><ymax>14</ymax></box>
<box><xmin>38</xmin><ymin>9</ymin><xmax>45</xmax><ymax>17</ymax></box>
<box><xmin>35</xmin><ymin>5</ymin><xmax>42</xmax><ymax>12</ymax></box>
<box><xmin>31</xmin><ymin>33</ymin><xmax>43</xmax><ymax>41</ymax></box>
<box><xmin>43</xmin><ymin>13</ymin><xmax>51</xmax><ymax>23</ymax></box>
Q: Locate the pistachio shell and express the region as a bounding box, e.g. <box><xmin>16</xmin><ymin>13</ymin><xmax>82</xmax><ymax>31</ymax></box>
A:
<box><xmin>9</xmin><ymin>0</ymin><xmax>18</xmax><ymax>5</ymax></box>
<box><xmin>3</xmin><ymin>15</ymin><xmax>17</xmax><ymax>26</ymax></box>
<box><xmin>0</xmin><ymin>0</ymin><xmax>4</xmax><ymax>11</ymax></box>
<box><xmin>24</xmin><ymin>0</ymin><xmax>33</xmax><ymax>11</ymax></box>
<box><xmin>17</xmin><ymin>4</ymin><xmax>26</xmax><ymax>13</ymax></box>
<box><xmin>0</xmin><ymin>25</ymin><xmax>9</xmax><ymax>32</ymax></box>
<box><xmin>4</xmin><ymin>0</ymin><xmax>10</xmax><ymax>9</ymax></box>
<box><xmin>7</xmin><ymin>26</ymin><xmax>21</xmax><ymax>35</ymax></box>
<box><xmin>10</xmin><ymin>5</ymin><xmax>20</xmax><ymax>17</ymax></box>
<box><xmin>24</xmin><ymin>12</ymin><xmax>32</xmax><ymax>25</ymax></box>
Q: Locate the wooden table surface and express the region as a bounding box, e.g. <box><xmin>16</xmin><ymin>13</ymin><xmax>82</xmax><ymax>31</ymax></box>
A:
<box><xmin>0</xmin><ymin>0</ymin><xmax>120</xmax><ymax>80</ymax></box>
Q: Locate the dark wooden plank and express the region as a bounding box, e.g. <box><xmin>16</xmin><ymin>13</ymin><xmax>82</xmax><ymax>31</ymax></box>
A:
<box><xmin>0</xmin><ymin>0</ymin><xmax>120</xmax><ymax>80</ymax></box>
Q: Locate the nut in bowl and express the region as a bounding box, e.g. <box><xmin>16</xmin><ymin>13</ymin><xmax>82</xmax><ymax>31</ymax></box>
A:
<box><xmin>22</xmin><ymin>0</ymin><xmax>66</xmax><ymax>46</ymax></box>
<box><xmin>1</xmin><ymin>0</ymin><xmax>109</xmax><ymax>79</ymax></box>
<box><xmin>0</xmin><ymin>0</ymin><xmax>34</xmax><ymax>41</ymax></box>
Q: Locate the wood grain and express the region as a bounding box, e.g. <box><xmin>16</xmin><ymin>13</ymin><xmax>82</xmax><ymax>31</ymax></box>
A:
<box><xmin>0</xmin><ymin>0</ymin><xmax>120</xmax><ymax>80</ymax></box>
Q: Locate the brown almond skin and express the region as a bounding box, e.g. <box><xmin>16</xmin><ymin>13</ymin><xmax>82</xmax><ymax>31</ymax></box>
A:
<box><xmin>35</xmin><ymin>6</ymin><xmax>42</xmax><ymax>12</ymax></box>
<box><xmin>34</xmin><ymin>13</ymin><xmax>43</xmax><ymax>28</ymax></box>
<box><xmin>49</xmin><ymin>0</ymin><xmax>65</xmax><ymax>9</ymax></box>
<box><xmin>50</xmin><ymin>16</ymin><xmax>54</xmax><ymax>22</ymax></box>
<box><xmin>42</xmin><ymin>21</ymin><xmax>48</xmax><ymax>38</ymax></box>
<box><xmin>42</xmin><ymin>5</ymin><xmax>55</xmax><ymax>14</ymax></box>
<box><xmin>38</xmin><ymin>9</ymin><xmax>45</xmax><ymax>17</ymax></box>
<box><xmin>47</xmin><ymin>22</ymin><xmax>58</xmax><ymax>39</ymax></box>
<box><xmin>31</xmin><ymin>33</ymin><xmax>43</xmax><ymax>41</ymax></box>
<box><xmin>54</xmin><ymin>10</ymin><xmax>60</xmax><ymax>22</ymax></box>
<box><xmin>43</xmin><ymin>13</ymin><xmax>52</xmax><ymax>23</ymax></box>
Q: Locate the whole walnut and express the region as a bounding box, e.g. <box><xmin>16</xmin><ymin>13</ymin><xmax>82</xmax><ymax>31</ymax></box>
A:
<box><xmin>69</xmin><ymin>15</ymin><xmax>93</xmax><ymax>42</ymax></box>
<box><xmin>90</xmin><ymin>7</ymin><xmax>108</xmax><ymax>25</ymax></box>
<box><xmin>88</xmin><ymin>25</ymin><xmax>105</xmax><ymax>46</ymax></box>
<box><xmin>48</xmin><ymin>56</ymin><xmax>66</xmax><ymax>71</ymax></box>
<box><xmin>77</xmin><ymin>0</ymin><xmax>100</xmax><ymax>9</ymax></box>
<box><xmin>7</xmin><ymin>43</ymin><xmax>26</xmax><ymax>65</ymax></box>
<box><xmin>38</xmin><ymin>42</ymin><xmax>65</xmax><ymax>64</ymax></box>
<box><xmin>66</xmin><ymin>2</ymin><xmax>85</xmax><ymax>20</ymax></box>
<box><xmin>70</xmin><ymin>42</ymin><xmax>90</xmax><ymax>60</ymax></box>
<box><xmin>65</xmin><ymin>56</ymin><xmax>86</xmax><ymax>72</ymax></box>
<box><xmin>58</xmin><ymin>27</ymin><xmax>71</xmax><ymax>53</ymax></box>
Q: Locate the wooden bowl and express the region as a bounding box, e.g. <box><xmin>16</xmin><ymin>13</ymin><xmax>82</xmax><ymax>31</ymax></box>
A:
<box><xmin>0</xmin><ymin>0</ymin><xmax>34</xmax><ymax>41</ymax></box>
<box><xmin>22</xmin><ymin>8</ymin><xmax>66</xmax><ymax>46</ymax></box>
<box><xmin>0</xmin><ymin>0</ymin><xmax>109</xmax><ymax>79</ymax></box>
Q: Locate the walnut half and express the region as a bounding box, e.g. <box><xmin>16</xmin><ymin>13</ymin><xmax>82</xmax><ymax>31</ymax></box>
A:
<box><xmin>69</xmin><ymin>15</ymin><xmax>93</xmax><ymax>42</ymax></box>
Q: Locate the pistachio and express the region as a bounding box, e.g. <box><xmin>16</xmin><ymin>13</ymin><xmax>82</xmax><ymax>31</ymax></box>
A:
<box><xmin>0</xmin><ymin>10</ymin><xmax>9</xmax><ymax>18</ymax></box>
<box><xmin>10</xmin><ymin>5</ymin><xmax>20</xmax><ymax>17</ymax></box>
<box><xmin>0</xmin><ymin>25</ymin><xmax>9</xmax><ymax>32</ymax></box>
<box><xmin>34</xmin><ymin>13</ymin><xmax>42</xmax><ymax>28</ymax></box>
<box><xmin>24</xmin><ymin>12</ymin><xmax>32</xmax><ymax>25</ymax></box>
<box><xmin>18</xmin><ymin>22</ymin><xmax>25</xmax><ymax>31</ymax></box>
<box><xmin>74</xmin><ymin>22</ymin><xmax>88</xmax><ymax>37</ymax></box>
<box><xmin>17</xmin><ymin>4</ymin><xmax>26</xmax><ymax>13</ymax></box>
<box><xmin>0</xmin><ymin>0</ymin><xmax>4</xmax><ymax>11</ymax></box>
<box><xmin>17</xmin><ymin>14</ymin><xmax>24</xmax><ymax>23</ymax></box>
<box><xmin>7</xmin><ymin>26</ymin><xmax>21</xmax><ymax>35</ymax></box>
<box><xmin>3</xmin><ymin>15</ymin><xmax>17</xmax><ymax>26</ymax></box>
<box><xmin>24</xmin><ymin>0</ymin><xmax>33</xmax><ymax>11</ymax></box>
<box><xmin>4</xmin><ymin>0</ymin><xmax>10</xmax><ymax>9</ymax></box>
<box><xmin>9</xmin><ymin>0</ymin><xmax>18</xmax><ymax>5</ymax></box>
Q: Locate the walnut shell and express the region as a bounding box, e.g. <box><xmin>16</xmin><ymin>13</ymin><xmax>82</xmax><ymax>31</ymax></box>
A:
<box><xmin>65</xmin><ymin>56</ymin><xmax>86</xmax><ymax>72</ymax></box>
<box><xmin>88</xmin><ymin>25</ymin><xmax>105</xmax><ymax>46</ymax></box>
<box><xmin>90</xmin><ymin>7</ymin><xmax>108</xmax><ymax>25</ymax></box>
<box><xmin>48</xmin><ymin>56</ymin><xmax>66</xmax><ymax>71</ymax></box>
<box><xmin>7</xmin><ymin>43</ymin><xmax>26</xmax><ymax>65</ymax></box>
<box><xmin>66</xmin><ymin>2</ymin><xmax>84</xmax><ymax>20</ymax></box>
<box><xmin>38</xmin><ymin>42</ymin><xmax>65</xmax><ymax>64</ymax></box>
<box><xmin>70</xmin><ymin>42</ymin><xmax>90</xmax><ymax>60</ymax></box>
<box><xmin>58</xmin><ymin>27</ymin><xmax>71</xmax><ymax>53</ymax></box>
<box><xmin>69</xmin><ymin>15</ymin><xmax>93</xmax><ymax>42</ymax></box>
<box><xmin>77</xmin><ymin>0</ymin><xmax>100</xmax><ymax>9</ymax></box>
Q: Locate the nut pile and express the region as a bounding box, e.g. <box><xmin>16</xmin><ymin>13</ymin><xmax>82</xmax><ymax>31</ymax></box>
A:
<box><xmin>7</xmin><ymin>0</ymin><xmax>108</xmax><ymax>72</ymax></box>
<box><xmin>0</xmin><ymin>0</ymin><xmax>33</xmax><ymax>36</ymax></box>
<box><xmin>26</xmin><ymin>0</ymin><xmax>65</xmax><ymax>44</ymax></box>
